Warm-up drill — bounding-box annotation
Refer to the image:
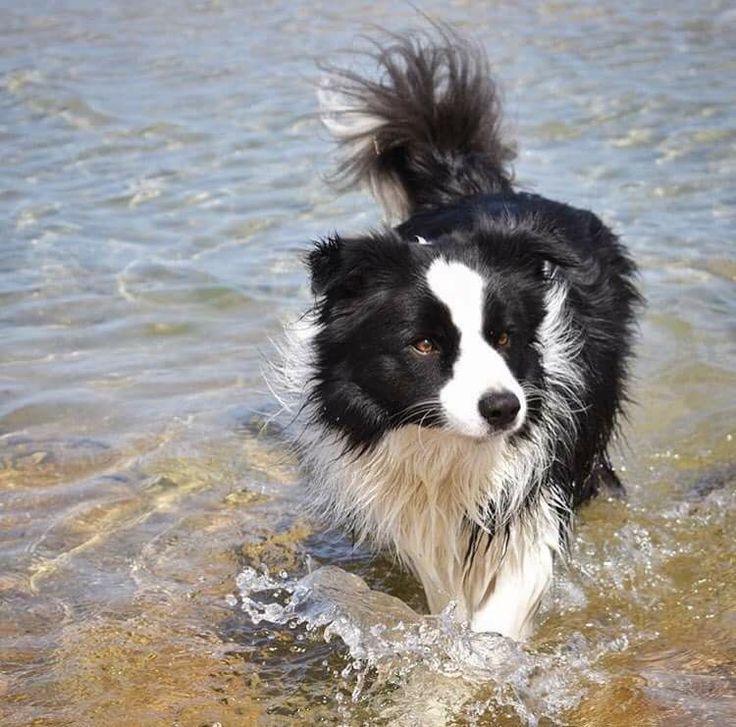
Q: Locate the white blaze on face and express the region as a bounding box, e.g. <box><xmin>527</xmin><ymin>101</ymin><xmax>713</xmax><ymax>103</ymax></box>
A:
<box><xmin>426</xmin><ymin>259</ymin><xmax>527</xmax><ymax>439</ymax></box>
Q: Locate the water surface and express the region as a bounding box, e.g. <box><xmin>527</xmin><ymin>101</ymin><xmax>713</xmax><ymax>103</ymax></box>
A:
<box><xmin>1</xmin><ymin>1</ymin><xmax>734</xmax><ymax>724</ymax></box>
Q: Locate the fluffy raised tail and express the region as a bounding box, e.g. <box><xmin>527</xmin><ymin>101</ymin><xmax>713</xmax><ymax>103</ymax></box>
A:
<box><xmin>318</xmin><ymin>29</ymin><xmax>516</xmax><ymax>224</ymax></box>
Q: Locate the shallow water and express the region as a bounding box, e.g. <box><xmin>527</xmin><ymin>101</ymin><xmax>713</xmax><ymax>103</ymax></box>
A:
<box><xmin>1</xmin><ymin>1</ymin><xmax>734</xmax><ymax>725</ymax></box>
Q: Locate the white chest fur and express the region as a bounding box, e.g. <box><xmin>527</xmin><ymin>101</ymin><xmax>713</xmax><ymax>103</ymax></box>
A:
<box><xmin>301</xmin><ymin>424</ymin><xmax>561</xmax><ymax>640</ymax></box>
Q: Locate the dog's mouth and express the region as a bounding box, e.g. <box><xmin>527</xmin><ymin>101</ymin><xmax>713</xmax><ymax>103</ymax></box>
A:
<box><xmin>465</xmin><ymin>422</ymin><xmax>523</xmax><ymax>442</ymax></box>
<box><xmin>399</xmin><ymin>415</ymin><xmax>523</xmax><ymax>443</ymax></box>
<box><xmin>388</xmin><ymin>397</ymin><xmax>526</xmax><ymax>441</ymax></box>
<box><xmin>436</xmin><ymin>406</ymin><xmax>526</xmax><ymax>442</ymax></box>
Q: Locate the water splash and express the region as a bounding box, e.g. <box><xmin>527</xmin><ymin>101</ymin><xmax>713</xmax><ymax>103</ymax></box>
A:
<box><xmin>232</xmin><ymin>564</ymin><xmax>625</xmax><ymax>725</ymax></box>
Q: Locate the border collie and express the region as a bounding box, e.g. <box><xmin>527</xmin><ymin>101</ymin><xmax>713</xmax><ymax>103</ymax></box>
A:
<box><xmin>272</xmin><ymin>30</ymin><xmax>641</xmax><ymax>640</ymax></box>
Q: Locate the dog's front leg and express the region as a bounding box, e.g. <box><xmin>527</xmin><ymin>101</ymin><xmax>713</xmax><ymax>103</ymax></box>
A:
<box><xmin>469</xmin><ymin>522</ymin><xmax>558</xmax><ymax>640</ymax></box>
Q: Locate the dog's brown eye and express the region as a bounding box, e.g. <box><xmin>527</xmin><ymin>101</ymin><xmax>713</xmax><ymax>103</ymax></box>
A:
<box><xmin>497</xmin><ymin>332</ymin><xmax>511</xmax><ymax>348</ymax></box>
<box><xmin>412</xmin><ymin>338</ymin><xmax>438</xmax><ymax>355</ymax></box>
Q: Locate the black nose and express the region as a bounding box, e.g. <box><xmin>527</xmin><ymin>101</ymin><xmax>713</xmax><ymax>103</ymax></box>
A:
<box><xmin>478</xmin><ymin>392</ymin><xmax>521</xmax><ymax>429</ymax></box>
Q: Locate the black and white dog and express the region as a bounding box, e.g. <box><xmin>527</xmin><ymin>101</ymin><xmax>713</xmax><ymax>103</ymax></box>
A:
<box><xmin>273</xmin><ymin>31</ymin><xmax>640</xmax><ymax>640</ymax></box>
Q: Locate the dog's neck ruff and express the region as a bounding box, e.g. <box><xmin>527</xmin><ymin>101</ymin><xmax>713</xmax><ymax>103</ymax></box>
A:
<box><xmin>305</xmin><ymin>426</ymin><xmax>508</xmax><ymax>608</ymax></box>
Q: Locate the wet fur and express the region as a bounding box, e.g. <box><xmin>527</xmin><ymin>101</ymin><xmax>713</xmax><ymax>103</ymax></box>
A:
<box><xmin>273</xmin><ymin>30</ymin><xmax>640</xmax><ymax>639</ymax></box>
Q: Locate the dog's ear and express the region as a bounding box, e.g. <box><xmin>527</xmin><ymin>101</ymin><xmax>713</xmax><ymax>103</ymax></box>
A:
<box><xmin>521</xmin><ymin>231</ymin><xmax>579</xmax><ymax>271</ymax></box>
<box><xmin>306</xmin><ymin>235</ymin><xmax>365</xmax><ymax>298</ymax></box>
<box><xmin>307</xmin><ymin>232</ymin><xmax>410</xmax><ymax>300</ymax></box>
<box><xmin>477</xmin><ymin>218</ymin><xmax>580</xmax><ymax>273</ymax></box>
<box><xmin>307</xmin><ymin>236</ymin><xmax>342</xmax><ymax>296</ymax></box>
<box><xmin>493</xmin><ymin>229</ymin><xmax>580</xmax><ymax>272</ymax></box>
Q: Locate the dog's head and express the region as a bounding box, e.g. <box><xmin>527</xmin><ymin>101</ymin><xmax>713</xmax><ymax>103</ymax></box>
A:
<box><xmin>306</xmin><ymin>215</ymin><xmax>576</xmax><ymax>450</ymax></box>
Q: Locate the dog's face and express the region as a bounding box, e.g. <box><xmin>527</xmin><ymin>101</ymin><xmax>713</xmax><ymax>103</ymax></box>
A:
<box><xmin>307</xmin><ymin>222</ymin><xmax>572</xmax><ymax>450</ymax></box>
